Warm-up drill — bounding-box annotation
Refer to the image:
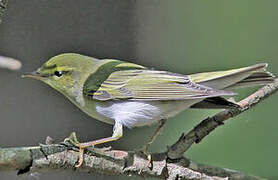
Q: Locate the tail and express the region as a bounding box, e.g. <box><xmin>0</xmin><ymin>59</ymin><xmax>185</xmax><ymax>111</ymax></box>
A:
<box><xmin>189</xmin><ymin>63</ymin><xmax>275</xmax><ymax>90</ymax></box>
<box><xmin>189</xmin><ymin>63</ymin><xmax>275</xmax><ymax>109</ymax></box>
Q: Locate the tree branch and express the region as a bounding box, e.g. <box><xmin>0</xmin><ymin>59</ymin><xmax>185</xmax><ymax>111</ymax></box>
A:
<box><xmin>0</xmin><ymin>0</ymin><xmax>7</xmax><ymax>23</ymax></box>
<box><xmin>167</xmin><ymin>78</ymin><xmax>278</xmax><ymax>160</ymax></box>
<box><xmin>0</xmin><ymin>144</ymin><xmax>264</xmax><ymax>180</ymax></box>
<box><xmin>0</xmin><ymin>1</ymin><xmax>22</xmax><ymax>71</ymax></box>
<box><xmin>2</xmin><ymin>79</ymin><xmax>277</xmax><ymax>179</ymax></box>
<box><xmin>0</xmin><ymin>0</ymin><xmax>275</xmax><ymax>179</ymax></box>
<box><xmin>0</xmin><ymin>55</ymin><xmax>22</xmax><ymax>70</ymax></box>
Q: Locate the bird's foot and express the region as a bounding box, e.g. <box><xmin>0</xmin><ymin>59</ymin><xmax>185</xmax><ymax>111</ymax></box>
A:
<box><xmin>143</xmin><ymin>145</ymin><xmax>153</xmax><ymax>169</ymax></box>
<box><xmin>63</xmin><ymin>132</ymin><xmax>87</xmax><ymax>168</ymax></box>
<box><xmin>63</xmin><ymin>132</ymin><xmax>80</xmax><ymax>146</ymax></box>
<box><xmin>63</xmin><ymin>132</ymin><xmax>120</xmax><ymax>168</ymax></box>
<box><xmin>75</xmin><ymin>147</ymin><xmax>85</xmax><ymax>168</ymax></box>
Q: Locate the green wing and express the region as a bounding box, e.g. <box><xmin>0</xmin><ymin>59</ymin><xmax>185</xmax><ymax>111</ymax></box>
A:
<box><xmin>84</xmin><ymin>62</ymin><xmax>236</xmax><ymax>101</ymax></box>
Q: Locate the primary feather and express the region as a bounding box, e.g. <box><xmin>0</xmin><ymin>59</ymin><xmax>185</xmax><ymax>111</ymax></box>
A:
<box><xmin>84</xmin><ymin>61</ymin><xmax>236</xmax><ymax>101</ymax></box>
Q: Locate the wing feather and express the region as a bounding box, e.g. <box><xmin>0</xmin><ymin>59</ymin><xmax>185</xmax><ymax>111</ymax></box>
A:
<box><xmin>89</xmin><ymin>70</ymin><xmax>236</xmax><ymax>101</ymax></box>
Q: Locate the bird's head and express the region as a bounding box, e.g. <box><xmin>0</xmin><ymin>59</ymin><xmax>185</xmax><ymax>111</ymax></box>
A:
<box><xmin>23</xmin><ymin>53</ymin><xmax>99</xmax><ymax>98</ymax></box>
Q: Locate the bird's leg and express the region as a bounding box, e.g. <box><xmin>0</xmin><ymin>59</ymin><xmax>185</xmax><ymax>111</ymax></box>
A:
<box><xmin>64</xmin><ymin>132</ymin><xmax>80</xmax><ymax>146</ymax></box>
<box><xmin>143</xmin><ymin>119</ymin><xmax>166</xmax><ymax>168</ymax></box>
<box><xmin>65</xmin><ymin>122</ymin><xmax>123</xmax><ymax>168</ymax></box>
<box><xmin>75</xmin><ymin>136</ymin><xmax>121</xmax><ymax>167</ymax></box>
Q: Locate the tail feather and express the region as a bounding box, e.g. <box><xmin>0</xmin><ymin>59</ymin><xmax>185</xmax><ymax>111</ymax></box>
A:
<box><xmin>225</xmin><ymin>70</ymin><xmax>275</xmax><ymax>89</ymax></box>
<box><xmin>189</xmin><ymin>63</ymin><xmax>275</xmax><ymax>109</ymax></box>
<box><xmin>191</xmin><ymin>96</ymin><xmax>240</xmax><ymax>109</ymax></box>
<box><xmin>190</xmin><ymin>63</ymin><xmax>275</xmax><ymax>90</ymax></box>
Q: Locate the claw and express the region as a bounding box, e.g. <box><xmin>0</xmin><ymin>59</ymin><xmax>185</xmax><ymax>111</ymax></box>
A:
<box><xmin>143</xmin><ymin>145</ymin><xmax>153</xmax><ymax>169</ymax></box>
<box><xmin>75</xmin><ymin>147</ymin><xmax>85</xmax><ymax>168</ymax></box>
<box><xmin>147</xmin><ymin>154</ymin><xmax>153</xmax><ymax>169</ymax></box>
<box><xmin>142</xmin><ymin>119</ymin><xmax>166</xmax><ymax>169</ymax></box>
<box><xmin>63</xmin><ymin>127</ymin><xmax>123</xmax><ymax>168</ymax></box>
<box><xmin>63</xmin><ymin>132</ymin><xmax>85</xmax><ymax>167</ymax></box>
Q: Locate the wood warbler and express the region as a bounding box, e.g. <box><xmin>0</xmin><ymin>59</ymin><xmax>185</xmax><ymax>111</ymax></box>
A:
<box><xmin>22</xmin><ymin>53</ymin><xmax>275</xmax><ymax>167</ymax></box>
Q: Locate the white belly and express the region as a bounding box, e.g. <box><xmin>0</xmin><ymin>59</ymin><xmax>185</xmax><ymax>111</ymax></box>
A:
<box><xmin>95</xmin><ymin>99</ymin><xmax>202</xmax><ymax>128</ymax></box>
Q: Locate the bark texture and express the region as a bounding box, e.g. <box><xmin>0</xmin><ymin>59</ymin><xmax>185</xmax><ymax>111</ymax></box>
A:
<box><xmin>1</xmin><ymin>79</ymin><xmax>277</xmax><ymax>179</ymax></box>
<box><xmin>0</xmin><ymin>1</ymin><xmax>276</xmax><ymax>179</ymax></box>
<box><xmin>0</xmin><ymin>144</ymin><xmax>264</xmax><ymax>180</ymax></box>
<box><xmin>0</xmin><ymin>0</ymin><xmax>7</xmax><ymax>23</ymax></box>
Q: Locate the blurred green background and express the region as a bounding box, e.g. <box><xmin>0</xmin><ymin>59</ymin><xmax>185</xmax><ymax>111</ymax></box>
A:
<box><xmin>0</xmin><ymin>1</ymin><xmax>277</xmax><ymax>179</ymax></box>
<box><xmin>132</xmin><ymin>1</ymin><xmax>278</xmax><ymax>179</ymax></box>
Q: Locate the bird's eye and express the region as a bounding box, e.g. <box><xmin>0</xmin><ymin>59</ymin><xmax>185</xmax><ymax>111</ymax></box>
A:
<box><xmin>54</xmin><ymin>71</ymin><xmax>63</xmax><ymax>77</ymax></box>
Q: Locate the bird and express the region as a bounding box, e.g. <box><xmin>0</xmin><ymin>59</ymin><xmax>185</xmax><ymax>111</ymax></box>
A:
<box><xmin>22</xmin><ymin>53</ymin><xmax>275</xmax><ymax>167</ymax></box>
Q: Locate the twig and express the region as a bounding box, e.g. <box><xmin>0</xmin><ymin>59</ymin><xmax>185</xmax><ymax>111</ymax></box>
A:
<box><xmin>2</xmin><ymin>78</ymin><xmax>277</xmax><ymax>179</ymax></box>
<box><xmin>0</xmin><ymin>0</ymin><xmax>274</xmax><ymax>179</ymax></box>
<box><xmin>0</xmin><ymin>0</ymin><xmax>8</xmax><ymax>23</ymax></box>
<box><xmin>0</xmin><ymin>144</ymin><xmax>264</xmax><ymax>180</ymax></box>
<box><xmin>167</xmin><ymin>78</ymin><xmax>278</xmax><ymax>160</ymax></box>
<box><xmin>0</xmin><ymin>1</ymin><xmax>21</xmax><ymax>71</ymax></box>
<box><xmin>0</xmin><ymin>55</ymin><xmax>22</xmax><ymax>70</ymax></box>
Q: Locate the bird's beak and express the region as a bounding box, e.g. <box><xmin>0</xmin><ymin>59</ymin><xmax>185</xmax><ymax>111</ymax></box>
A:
<box><xmin>21</xmin><ymin>71</ymin><xmax>43</xmax><ymax>80</ymax></box>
